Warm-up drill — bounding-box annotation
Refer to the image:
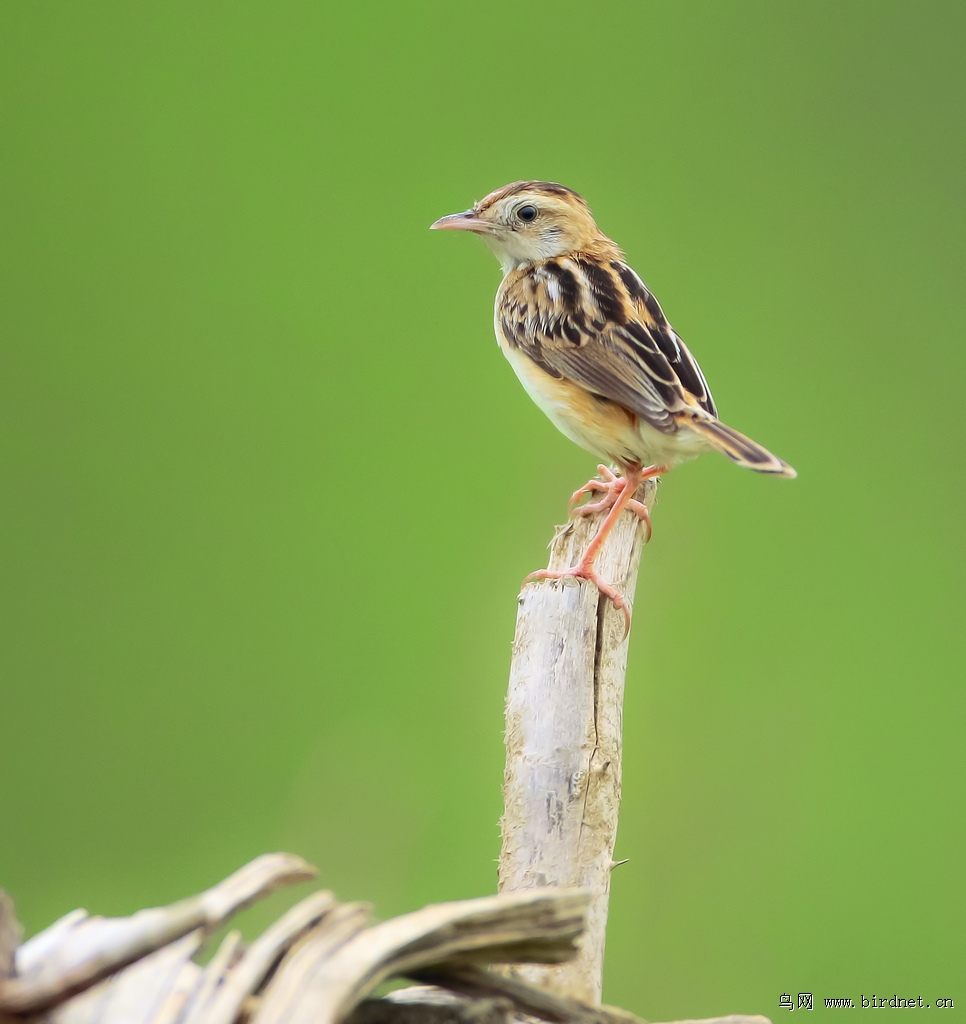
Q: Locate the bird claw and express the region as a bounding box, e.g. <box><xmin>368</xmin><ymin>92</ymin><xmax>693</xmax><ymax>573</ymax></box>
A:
<box><xmin>570</xmin><ymin>465</ymin><xmax>619</xmax><ymax>504</ymax></box>
<box><xmin>523</xmin><ymin>565</ymin><xmax>632</xmax><ymax>639</ymax></box>
<box><xmin>570</xmin><ymin>466</ymin><xmax>652</xmax><ymax>543</ymax></box>
<box><xmin>521</xmin><ymin>463</ymin><xmax>665</xmax><ymax>640</ymax></box>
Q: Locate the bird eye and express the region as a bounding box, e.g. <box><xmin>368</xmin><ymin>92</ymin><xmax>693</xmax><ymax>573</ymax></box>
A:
<box><xmin>517</xmin><ymin>204</ymin><xmax>537</xmax><ymax>222</ymax></box>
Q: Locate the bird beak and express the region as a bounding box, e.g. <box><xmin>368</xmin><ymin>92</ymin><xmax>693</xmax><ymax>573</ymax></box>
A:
<box><xmin>430</xmin><ymin>210</ymin><xmax>493</xmax><ymax>234</ymax></box>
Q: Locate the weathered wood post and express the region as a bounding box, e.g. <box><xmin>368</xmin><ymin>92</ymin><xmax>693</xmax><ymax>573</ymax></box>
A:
<box><xmin>498</xmin><ymin>477</ymin><xmax>657</xmax><ymax>1004</ymax></box>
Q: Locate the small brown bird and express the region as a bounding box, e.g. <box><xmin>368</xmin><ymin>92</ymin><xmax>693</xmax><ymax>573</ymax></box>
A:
<box><xmin>432</xmin><ymin>181</ymin><xmax>794</xmax><ymax>627</ymax></box>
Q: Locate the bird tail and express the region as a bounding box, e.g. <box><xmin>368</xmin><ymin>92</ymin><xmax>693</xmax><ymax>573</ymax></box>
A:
<box><xmin>687</xmin><ymin>416</ymin><xmax>797</xmax><ymax>478</ymax></box>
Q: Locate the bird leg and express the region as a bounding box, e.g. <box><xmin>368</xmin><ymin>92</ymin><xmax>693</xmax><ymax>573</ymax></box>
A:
<box><xmin>570</xmin><ymin>464</ymin><xmax>658</xmax><ymax>543</ymax></box>
<box><xmin>524</xmin><ymin>464</ymin><xmax>666</xmax><ymax>635</ymax></box>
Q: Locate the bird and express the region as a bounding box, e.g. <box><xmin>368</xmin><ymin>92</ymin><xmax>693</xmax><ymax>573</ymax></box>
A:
<box><xmin>431</xmin><ymin>181</ymin><xmax>794</xmax><ymax>629</ymax></box>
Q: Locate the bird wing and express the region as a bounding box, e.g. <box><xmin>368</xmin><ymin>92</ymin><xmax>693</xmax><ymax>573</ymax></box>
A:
<box><xmin>499</xmin><ymin>258</ymin><xmax>716</xmax><ymax>433</ymax></box>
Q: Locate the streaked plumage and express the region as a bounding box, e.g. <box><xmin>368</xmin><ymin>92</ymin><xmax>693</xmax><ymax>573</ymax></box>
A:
<box><xmin>432</xmin><ymin>181</ymin><xmax>795</xmax><ymax>628</ymax></box>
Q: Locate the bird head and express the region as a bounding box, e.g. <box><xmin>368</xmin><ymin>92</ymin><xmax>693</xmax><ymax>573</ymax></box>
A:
<box><xmin>431</xmin><ymin>181</ymin><xmax>616</xmax><ymax>274</ymax></box>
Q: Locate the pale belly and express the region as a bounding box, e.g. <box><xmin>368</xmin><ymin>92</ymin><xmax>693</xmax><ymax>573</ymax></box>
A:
<box><xmin>501</xmin><ymin>344</ymin><xmax>709</xmax><ymax>469</ymax></box>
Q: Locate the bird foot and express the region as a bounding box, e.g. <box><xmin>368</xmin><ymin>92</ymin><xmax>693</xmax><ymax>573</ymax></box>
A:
<box><xmin>523</xmin><ymin>563</ymin><xmax>632</xmax><ymax>638</ymax></box>
<box><xmin>570</xmin><ymin>465</ymin><xmax>652</xmax><ymax>543</ymax></box>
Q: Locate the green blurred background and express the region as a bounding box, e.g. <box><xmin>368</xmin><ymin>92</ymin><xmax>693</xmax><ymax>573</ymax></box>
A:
<box><xmin>1</xmin><ymin>1</ymin><xmax>963</xmax><ymax>1018</ymax></box>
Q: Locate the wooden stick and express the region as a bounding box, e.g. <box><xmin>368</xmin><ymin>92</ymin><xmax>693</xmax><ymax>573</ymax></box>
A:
<box><xmin>412</xmin><ymin>966</ymin><xmax>645</xmax><ymax>1024</ymax></box>
<box><xmin>253</xmin><ymin>889</ymin><xmax>590</xmax><ymax>1024</ymax></box>
<box><xmin>498</xmin><ymin>476</ymin><xmax>657</xmax><ymax>1004</ymax></box>
<box><xmin>0</xmin><ymin>852</ymin><xmax>316</xmax><ymax>1015</ymax></box>
<box><xmin>353</xmin><ymin>991</ymin><xmax>769</xmax><ymax>1024</ymax></box>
